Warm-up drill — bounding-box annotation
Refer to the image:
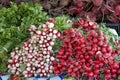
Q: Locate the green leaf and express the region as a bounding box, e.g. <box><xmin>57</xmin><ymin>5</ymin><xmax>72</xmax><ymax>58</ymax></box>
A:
<box><xmin>22</xmin><ymin>77</ymin><xmax>27</xmax><ymax>80</ymax></box>
<box><xmin>64</xmin><ymin>77</ymin><xmax>76</xmax><ymax>80</ymax></box>
<box><xmin>80</xmin><ymin>76</ymin><xmax>86</xmax><ymax>80</ymax></box>
<box><xmin>99</xmin><ymin>23</ymin><xmax>120</xmax><ymax>49</ymax></box>
<box><xmin>100</xmin><ymin>74</ymin><xmax>104</xmax><ymax>80</ymax></box>
<box><xmin>7</xmin><ymin>77</ymin><xmax>11</xmax><ymax>80</ymax></box>
<box><xmin>53</xmin><ymin>39</ymin><xmax>64</xmax><ymax>54</ymax></box>
<box><xmin>20</xmin><ymin>64</ymin><xmax>27</xmax><ymax>72</ymax></box>
<box><xmin>116</xmin><ymin>55</ymin><xmax>120</xmax><ymax>62</ymax></box>
<box><xmin>0</xmin><ymin>41</ymin><xmax>13</xmax><ymax>53</ymax></box>
<box><xmin>73</xmin><ymin>78</ymin><xmax>76</xmax><ymax>80</ymax></box>
<box><xmin>118</xmin><ymin>75</ymin><xmax>120</xmax><ymax>80</ymax></box>
<box><xmin>62</xmin><ymin>23</ymin><xmax>72</xmax><ymax>30</ymax></box>
<box><xmin>54</xmin><ymin>15</ymin><xmax>72</xmax><ymax>32</ymax></box>
<box><xmin>115</xmin><ymin>47</ymin><xmax>120</xmax><ymax>50</ymax></box>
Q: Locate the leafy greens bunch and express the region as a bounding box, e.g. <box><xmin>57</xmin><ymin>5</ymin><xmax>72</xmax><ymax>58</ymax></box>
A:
<box><xmin>0</xmin><ymin>2</ymin><xmax>49</xmax><ymax>74</ymax></box>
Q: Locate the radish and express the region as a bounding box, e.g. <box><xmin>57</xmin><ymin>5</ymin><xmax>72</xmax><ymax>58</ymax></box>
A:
<box><xmin>8</xmin><ymin>21</ymin><xmax>60</xmax><ymax>77</ymax></box>
<box><xmin>54</xmin><ymin>18</ymin><xmax>120</xmax><ymax>79</ymax></box>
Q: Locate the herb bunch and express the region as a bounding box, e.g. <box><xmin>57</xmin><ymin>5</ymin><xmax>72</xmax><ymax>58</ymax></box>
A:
<box><xmin>0</xmin><ymin>2</ymin><xmax>49</xmax><ymax>74</ymax></box>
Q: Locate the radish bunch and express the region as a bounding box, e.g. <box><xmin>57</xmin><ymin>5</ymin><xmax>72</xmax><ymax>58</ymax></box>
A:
<box><xmin>53</xmin><ymin>18</ymin><xmax>120</xmax><ymax>80</ymax></box>
<box><xmin>8</xmin><ymin>21</ymin><xmax>60</xmax><ymax>77</ymax></box>
<box><xmin>69</xmin><ymin>0</ymin><xmax>120</xmax><ymax>23</ymax></box>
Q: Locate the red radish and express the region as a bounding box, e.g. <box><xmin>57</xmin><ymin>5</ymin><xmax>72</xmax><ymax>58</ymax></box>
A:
<box><xmin>49</xmin><ymin>18</ymin><xmax>55</xmax><ymax>23</ymax></box>
<box><xmin>98</xmin><ymin>41</ymin><xmax>103</xmax><ymax>46</ymax></box>
<box><xmin>117</xmin><ymin>70</ymin><xmax>120</xmax><ymax>75</ymax></box>
<box><xmin>98</xmin><ymin>36</ymin><xmax>104</xmax><ymax>40</ymax></box>
<box><xmin>94</xmin><ymin>69</ymin><xmax>99</xmax><ymax>74</ymax></box>
<box><xmin>79</xmin><ymin>19</ymin><xmax>84</xmax><ymax>25</ymax></box>
<box><xmin>105</xmin><ymin>74</ymin><xmax>111</xmax><ymax>80</ymax></box>
<box><xmin>85</xmin><ymin>67</ymin><xmax>92</xmax><ymax>72</ymax></box>
<box><xmin>73</xmin><ymin>22</ymin><xmax>79</xmax><ymax>28</ymax></box>
<box><xmin>105</xmin><ymin>69</ymin><xmax>111</xmax><ymax>73</ymax></box>
<box><xmin>106</xmin><ymin>46</ymin><xmax>112</xmax><ymax>52</ymax></box>
<box><xmin>111</xmin><ymin>74</ymin><xmax>117</xmax><ymax>78</ymax></box>
<box><xmin>88</xmin><ymin>72</ymin><xmax>94</xmax><ymax>77</ymax></box>
<box><xmin>115</xmin><ymin>40</ymin><xmax>119</xmax><ymax>46</ymax></box>
<box><xmin>113</xmin><ymin>62</ymin><xmax>119</xmax><ymax>69</ymax></box>
<box><xmin>71</xmin><ymin>72</ymin><xmax>76</xmax><ymax>77</ymax></box>
<box><xmin>111</xmin><ymin>69</ymin><xmax>117</xmax><ymax>73</ymax></box>
<box><xmin>91</xmin><ymin>24</ymin><xmax>99</xmax><ymax>29</ymax></box>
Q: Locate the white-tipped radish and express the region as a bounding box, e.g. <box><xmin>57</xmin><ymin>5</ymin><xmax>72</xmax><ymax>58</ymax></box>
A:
<box><xmin>27</xmin><ymin>63</ymin><xmax>31</xmax><ymax>67</ymax></box>
<box><xmin>53</xmin><ymin>30</ymin><xmax>58</xmax><ymax>34</ymax></box>
<box><xmin>49</xmin><ymin>33</ymin><xmax>53</xmax><ymax>37</ymax></box>
<box><xmin>47</xmin><ymin>37</ymin><xmax>51</xmax><ymax>40</ymax></box>
<box><xmin>48</xmin><ymin>23</ymin><xmax>54</xmax><ymax>28</ymax></box>
<box><xmin>9</xmin><ymin>21</ymin><xmax>59</xmax><ymax>77</ymax></box>
<box><xmin>36</xmin><ymin>31</ymin><xmax>41</xmax><ymax>35</ymax></box>
<box><xmin>16</xmin><ymin>63</ymin><xmax>20</xmax><ymax>67</ymax></box>
<box><xmin>46</xmin><ymin>58</ymin><xmax>50</xmax><ymax>62</ymax></box>
<box><xmin>42</xmin><ymin>70</ymin><xmax>45</xmax><ymax>73</ymax></box>
<box><xmin>50</xmin><ymin>42</ymin><xmax>54</xmax><ymax>46</ymax></box>
<box><xmin>26</xmin><ymin>67</ymin><xmax>31</xmax><ymax>71</ymax></box>
<box><xmin>44</xmin><ymin>40</ymin><xmax>47</xmax><ymax>43</ymax></box>
<box><xmin>25</xmin><ymin>47</ymin><xmax>29</xmax><ymax>51</ymax></box>
<box><xmin>48</xmin><ymin>46</ymin><xmax>52</xmax><ymax>50</ymax></box>
<box><xmin>49</xmin><ymin>28</ymin><xmax>53</xmax><ymax>32</ymax></box>
<box><xmin>24</xmin><ymin>74</ymin><xmax>28</xmax><ymax>77</ymax></box>
<box><xmin>42</xmin><ymin>32</ymin><xmax>46</xmax><ymax>35</ymax></box>
<box><xmin>42</xmin><ymin>24</ymin><xmax>46</xmax><ymax>28</ymax></box>
<box><xmin>50</xmin><ymin>57</ymin><xmax>55</xmax><ymax>61</ymax></box>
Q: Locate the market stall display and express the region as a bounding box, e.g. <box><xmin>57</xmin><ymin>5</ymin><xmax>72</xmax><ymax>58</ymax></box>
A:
<box><xmin>0</xmin><ymin>1</ymin><xmax>120</xmax><ymax>80</ymax></box>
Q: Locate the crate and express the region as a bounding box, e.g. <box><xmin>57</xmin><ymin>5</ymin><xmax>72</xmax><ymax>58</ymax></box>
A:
<box><xmin>106</xmin><ymin>23</ymin><xmax>120</xmax><ymax>36</ymax></box>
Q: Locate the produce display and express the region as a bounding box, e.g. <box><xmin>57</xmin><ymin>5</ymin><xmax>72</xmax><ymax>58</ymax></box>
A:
<box><xmin>0</xmin><ymin>1</ymin><xmax>120</xmax><ymax>80</ymax></box>
<box><xmin>53</xmin><ymin>18</ymin><xmax>120</xmax><ymax>79</ymax></box>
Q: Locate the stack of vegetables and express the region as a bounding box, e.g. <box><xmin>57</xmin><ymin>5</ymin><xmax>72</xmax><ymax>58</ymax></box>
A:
<box><xmin>54</xmin><ymin>18</ymin><xmax>120</xmax><ymax>80</ymax></box>
<box><xmin>8</xmin><ymin>21</ymin><xmax>60</xmax><ymax>77</ymax></box>
<box><xmin>0</xmin><ymin>2</ymin><xmax>120</xmax><ymax>80</ymax></box>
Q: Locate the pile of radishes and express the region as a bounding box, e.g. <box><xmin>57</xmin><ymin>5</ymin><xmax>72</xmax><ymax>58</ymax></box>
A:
<box><xmin>7</xmin><ymin>18</ymin><xmax>120</xmax><ymax>79</ymax></box>
<box><xmin>53</xmin><ymin>18</ymin><xmax>120</xmax><ymax>79</ymax></box>
<box><xmin>8</xmin><ymin>21</ymin><xmax>60</xmax><ymax>77</ymax></box>
<box><xmin>69</xmin><ymin>0</ymin><xmax>120</xmax><ymax>23</ymax></box>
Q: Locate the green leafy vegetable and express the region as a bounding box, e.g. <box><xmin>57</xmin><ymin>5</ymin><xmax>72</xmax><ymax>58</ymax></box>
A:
<box><xmin>53</xmin><ymin>39</ymin><xmax>64</xmax><ymax>54</ymax></box>
<box><xmin>64</xmin><ymin>77</ymin><xmax>76</xmax><ymax>80</ymax></box>
<box><xmin>99</xmin><ymin>23</ymin><xmax>120</xmax><ymax>49</ymax></box>
<box><xmin>99</xmin><ymin>23</ymin><xmax>120</xmax><ymax>63</ymax></box>
<box><xmin>20</xmin><ymin>64</ymin><xmax>27</xmax><ymax>72</ymax></box>
<box><xmin>118</xmin><ymin>75</ymin><xmax>120</xmax><ymax>80</ymax></box>
<box><xmin>100</xmin><ymin>74</ymin><xmax>104</xmax><ymax>80</ymax></box>
<box><xmin>0</xmin><ymin>2</ymin><xmax>49</xmax><ymax>74</ymax></box>
<box><xmin>54</xmin><ymin>15</ymin><xmax>72</xmax><ymax>33</ymax></box>
<box><xmin>116</xmin><ymin>55</ymin><xmax>120</xmax><ymax>62</ymax></box>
